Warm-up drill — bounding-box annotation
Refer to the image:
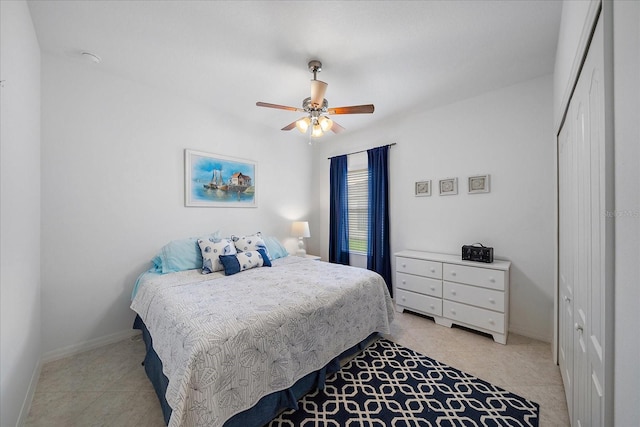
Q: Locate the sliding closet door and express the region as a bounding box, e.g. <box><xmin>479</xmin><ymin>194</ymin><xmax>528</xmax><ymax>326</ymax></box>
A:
<box><xmin>558</xmin><ymin>13</ymin><xmax>610</xmax><ymax>426</ymax></box>
<box><xmin>558</xmin><ymin>14</ymin><xmax>607</xmax><ymax>427</ymax></box>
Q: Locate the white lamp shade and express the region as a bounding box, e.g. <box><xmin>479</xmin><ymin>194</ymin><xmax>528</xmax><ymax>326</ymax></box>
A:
<box><xmin>291</xmin><ymin>221</ymin><xmax>310</xmax><ymax>238</ymax></box>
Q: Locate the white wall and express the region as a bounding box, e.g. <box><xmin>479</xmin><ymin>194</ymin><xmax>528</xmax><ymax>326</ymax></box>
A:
<box><xmin>0</xmin><ymin>1</ymin><xmax>42</xmax><ymax>425</ymax></box>
<box><xmin>40</xmin><ymin>54</ymin><xmax>313</xmax><ymax>357</ymax></box>
<box><xmin>313</xmin><ymin>75</ymin><xmax>555</xmax><ymax>342</ymax></box>
<box><xmin>613</xmin><ymin>0</ymin><xmax>640</xmax><ymax>424</ymax></box>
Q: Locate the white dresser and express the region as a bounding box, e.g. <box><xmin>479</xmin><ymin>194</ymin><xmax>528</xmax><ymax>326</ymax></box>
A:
<box><xmin>395</xmin><ymin>250</ymin><xmax>511</xmax><ymax>344</ymax></box>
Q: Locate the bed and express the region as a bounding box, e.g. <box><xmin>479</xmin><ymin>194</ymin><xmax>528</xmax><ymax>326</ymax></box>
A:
<box><xmin>130</xmin><ymin>253</ymin><xmax>394</xmax><ymax>427</ymax></box>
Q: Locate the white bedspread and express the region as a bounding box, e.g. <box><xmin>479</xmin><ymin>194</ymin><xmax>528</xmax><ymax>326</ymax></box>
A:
<box><xmin>130</xmin><ymin>256</ymin><xmax>394</xmax><ymax>427</ymax></box>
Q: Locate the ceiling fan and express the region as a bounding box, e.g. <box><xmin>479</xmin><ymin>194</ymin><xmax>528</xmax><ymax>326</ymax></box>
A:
<box><xmin>256</xmin><ymin>60</ymin><xmax>374</xmax><ymax>138</ymax></box>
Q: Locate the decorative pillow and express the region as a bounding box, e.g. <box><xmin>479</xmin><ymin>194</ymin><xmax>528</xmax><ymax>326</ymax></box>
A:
<box><xmin>152</xmin><ymin>231</ymin><xmax>220</xmax><ymax>273</ymax></box>
<box><xmin>218</xmin><ymin>248</ymin><xmax>272</xmax><ymax>276</ymax></box>
<box><xmin>198</xmin><ymin>235</ymin><xmax>236</xmax><ymax>274</ymax></box>
<box><xmin>231</xmin><ymin>232</ymin><xmax>270</xmax><ymax>258</ymax></box>
<box><xmin>263</xmin><ymin>236</ymin><xmax>289</xmax><ymax>260</ymax></box>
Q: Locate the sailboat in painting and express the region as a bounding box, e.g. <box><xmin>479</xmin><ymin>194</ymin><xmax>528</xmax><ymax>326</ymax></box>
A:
<box><xmin>204</xmin><ymin>170</ymin><xmax>223</xmax><ymax>190</ymax></box>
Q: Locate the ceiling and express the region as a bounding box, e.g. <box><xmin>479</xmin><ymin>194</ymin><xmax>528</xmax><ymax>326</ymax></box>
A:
<box><xmin>27</xmin><ymin>0</ymin><xmax>562</xmax><ymax>137</ymax></box>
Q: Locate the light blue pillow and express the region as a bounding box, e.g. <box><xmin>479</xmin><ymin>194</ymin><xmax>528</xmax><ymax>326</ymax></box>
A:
<box><xmin>219</xmin><ymin>249</ymin><xmax>271</xmax><ymax>276</ymax></box>
<box><xmin>152</xmin><ymin>231</ymin><xmax>220</xmax><ymax>274</ymax></box>
<box><xmin>263</xmin><ymin>236</ymin><xmax>289</xmax><ymax>260</ymax></box>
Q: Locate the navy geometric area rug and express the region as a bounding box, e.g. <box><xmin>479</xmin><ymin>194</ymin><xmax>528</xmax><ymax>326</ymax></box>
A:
<box><xmin>268</xmin><ymin>338</ymin><xmax>539</xmax><ymax>427</ymax></box>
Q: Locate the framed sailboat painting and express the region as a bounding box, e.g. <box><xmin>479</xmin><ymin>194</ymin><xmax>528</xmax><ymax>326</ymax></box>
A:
<box><xmin>185</xmin><ymin>149</ymin><xmax>257</xmax><ymax>207</ymax></box>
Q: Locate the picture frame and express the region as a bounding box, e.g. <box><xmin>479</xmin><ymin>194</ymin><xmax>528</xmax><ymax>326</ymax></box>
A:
<box><xmin>439</xmin><ymin>177</ymin><xmax>458</xmax><ymax>195</ymax></box>
<box><xmin>415</xmin><ymin>180</ymin><xmax>432</xmax><ymax>197</ymax></box>
<box><xmin>468</xmin><ymin>174</ymin><xmax>490</xmax><ymax>194</ymax></box>
<box><xmin>185</xmin><ymin>149</ymin><xmax>257</xmax><ymax>207</ymax></box>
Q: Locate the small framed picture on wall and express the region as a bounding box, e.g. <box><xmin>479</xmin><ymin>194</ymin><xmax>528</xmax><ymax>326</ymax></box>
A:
<box><xmin>415</xmin><ymin>180</ymin><xmax>432</xmax><ymax>196</ymax></box>
<box><xmin>468</xmin><ymin>174</ymin><xmax>490</xmax><ymax>194</ymax></box>
<box><xmin>439</xmin><ymin>178</ymin><xmax>458</xmax><ymax>195</ymax></box>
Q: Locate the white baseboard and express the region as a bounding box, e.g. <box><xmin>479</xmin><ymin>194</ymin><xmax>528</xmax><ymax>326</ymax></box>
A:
<box><xmin>41</xmin><ymin>329</ymin><xmax>141</xmax><ymax>364</ymax></box>
<box><xmin>16</xmin><ymin>358</ymin><xmax>42</xmax><ymax>427</ymax></box>
<box><xmin>508</xmin><ymin>325</ymin><xmax>552</xmax><ymax>344</ymax></box>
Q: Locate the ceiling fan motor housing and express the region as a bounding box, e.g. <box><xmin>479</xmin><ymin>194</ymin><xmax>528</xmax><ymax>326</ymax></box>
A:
<box><xmin>302</xmin><ymin>97</ymin><xmax>328</xmax><ymax>112</ymax></box>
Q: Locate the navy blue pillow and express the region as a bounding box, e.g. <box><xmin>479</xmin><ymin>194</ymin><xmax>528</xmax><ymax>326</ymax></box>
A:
<box><xmin>219</xmin><ymin>248</ymin><xmax>271</xmax><ymax>276</ymax></box>
<box><xmin>258</xmin><ymin>249</ymin><xmax>272</xmax><ymax>267</ymax></box>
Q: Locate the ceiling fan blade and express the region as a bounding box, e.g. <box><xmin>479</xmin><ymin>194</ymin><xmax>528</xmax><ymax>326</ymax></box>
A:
<box><xmin>256</xmin><ymin>102</ymin><xmax>304</xmax><ymax>112</ymax></box>
<box><xmin>327</xmin><ymin>104</ymin><xmax>375</xmax><ymax>115</ymax></box>
<box><xmin>282</xmin><ymin>117</ymin><xmax>310</xmax><ymax>131</ymax></box>
<box><xmin>281</xmin><ymin>120</ymin><xmax>298</xmax><ymax>131</ymax></box>
<box><xmin>310</xmin><ymin>80</ymin><xmax>328</xmax><ymax>107</ymax></box>
<box><xmin>330</xmin><ymin>120</ymin><xmax>345</xmax><ymax>134</ymax></box>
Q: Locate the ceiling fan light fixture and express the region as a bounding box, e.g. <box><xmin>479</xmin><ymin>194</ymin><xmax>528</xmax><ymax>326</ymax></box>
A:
<box><xmin>318</xmin><ymin>116</ymin><xmax>333</xmax><ymax>132</ymax></box>
<box><xmin>296</xmin><ymin>117</ymin><xmax>311</xmax><ymax>133</ymax></box>
<box><xmin>311</xmin><ymin>123</ymin><xmax>324</xmax><ymax>138</ymax></box>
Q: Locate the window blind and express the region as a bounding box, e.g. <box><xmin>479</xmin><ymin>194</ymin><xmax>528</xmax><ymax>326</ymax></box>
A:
<box><xmin>347</xmin><ymin>169</ymin><xmax>368</xmax><ymax>253</ymax></box>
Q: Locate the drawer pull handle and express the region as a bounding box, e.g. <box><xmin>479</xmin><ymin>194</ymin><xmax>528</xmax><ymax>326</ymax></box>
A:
<box><xmin>575</xmin><ymin>323</ymin><xmax>583</xmax><ymax>333</ymax></box>
<box><xmin>430</xmin><ymin>305</ymin><xmax>435</xmax><ymax>310</ymax></box>
<box><xmin>402</xmin><ymin>264</ymin><xmax>406</xmax><ymax>268</ymax></box>
<box><xmin>451</xmin><ymin>271</ymin><xmax>457</xmax><ymax>276</ymax></box>
<box><xmin>401</xmin><ymin>296</ymin><xmax>406</xmax><ymax>301</ymax></box>
<box><xmin>564</xmin><ymin>295</ymin><xmax>571</xmax><ymax>303</ymax></box>
<box><xmin>451</xmin><ymin>290</ymin><xmax>457</xmax><ymax>295</ymax></box>
<box><xmin>430</xmin><ymin>268</ymin><xmax>436</xmax><ymax>273</ymax></box>
<box><xmin>402</xmin><ymin>280</ymin><xmax>406</xmax><ymax>285</ymax></box>
<box><xmin>489</xmin><ymin>298</ymin><xmax>495</xmax><ymax>304</ymax></box>
<box><xmin>489</xmin><ymin>277</ymin><xmax>496</xmax><ymax>283</ymax></box>
<box><xmin>489</xmin><ymin>318</ymin><xmax>494</xmax><ymax>324</ymax></box>
<box><xmin>450</xmin><ymin>309</ymin><xmax>456</xmax><ymax>315</ymax></box>
<box><xmin>430</xmin><ymin>286</ymin><xmax>435</xmax><ymax>291</ymax></box>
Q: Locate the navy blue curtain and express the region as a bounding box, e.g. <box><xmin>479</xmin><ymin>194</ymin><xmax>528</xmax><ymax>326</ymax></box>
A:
<box><xmin>367</xmin><ymin>146</ymin><xmax>392</xmax><ymax>296</ymax></box>
<box><xmin>329</xmin><ymin>155</ymin><xmax>350</xmax><ymax>265</ymax></box>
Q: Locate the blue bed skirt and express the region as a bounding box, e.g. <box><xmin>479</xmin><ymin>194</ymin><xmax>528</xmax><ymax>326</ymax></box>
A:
<box><xmin>133</xmin><ymin>315</ymin><xmax>376</xmax><ymax>426</ymax></box>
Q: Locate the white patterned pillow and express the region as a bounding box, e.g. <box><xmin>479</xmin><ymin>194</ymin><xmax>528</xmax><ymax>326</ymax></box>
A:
<box><xmin>231</xmin><ymin>232</ymin><xmax>270</xmax><ymax>258</ymax></box>
<box><xmin>198</xmin><ymin>236</ymin><xmax>237</xmax><ymax>274</ymax></box>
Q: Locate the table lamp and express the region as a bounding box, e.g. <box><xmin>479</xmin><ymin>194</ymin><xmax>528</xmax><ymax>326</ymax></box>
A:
<box><xmin>291</xmin><ymin>221</ymin><xmax>310</xmax><ymax>257</ymax></box>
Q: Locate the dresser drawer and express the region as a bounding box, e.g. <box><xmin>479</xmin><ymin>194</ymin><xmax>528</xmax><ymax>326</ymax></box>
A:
<box><xmin>396</xmin><ymin>257</ymin><xmax>442</xmax><ymax>279</ymax></box>
<box><xmin>442</xmin><ymin>263</ymin><xmax>505</xmax><ymax>290</ymax></box>
<box><xmin>443</xmin><ymin>300</ymin><xmax>505</xmax><ymax>333</ymax></box>
<box><xmin>396</xmin><ymin>272</ymin><xmax>442</xmax><ymax>297</ymax></box>
<box><xmin>443</xmin><ymin>281</ymin><xmax>504</xmax><ymax>312</ymax></box>
<box><xmin>396</xmin><ymin>289</ymin><xmax>442</xmax><ymax>317</ymax></box>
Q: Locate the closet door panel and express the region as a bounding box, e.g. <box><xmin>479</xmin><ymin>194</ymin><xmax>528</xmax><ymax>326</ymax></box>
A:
<box><xmin>558</xmin><ymin>118</ymin><xmax>574</xmax><ymax>423</ymax></box>
<box><xmin>574</xmin><ymin>91</ymin><xmax>591</xmax><ymax>427</ymax></box>
<box><xmin>586</xmin><ymin>21</ymin><xmax>606</xmax><ymax>425</ymax></box>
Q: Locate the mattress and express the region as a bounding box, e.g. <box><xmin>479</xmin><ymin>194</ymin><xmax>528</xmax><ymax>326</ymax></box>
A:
<box><xmin>130</xmin><ymin>256</ymin><xmax>394</xmax><ymax>427</ymax></box>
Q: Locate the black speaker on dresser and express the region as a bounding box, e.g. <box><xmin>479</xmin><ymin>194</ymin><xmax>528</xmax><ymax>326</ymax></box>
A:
<box><xmin>462</xmin><ymin>243</ymin><xmax>493</xmax><ymax>263</ymax></box>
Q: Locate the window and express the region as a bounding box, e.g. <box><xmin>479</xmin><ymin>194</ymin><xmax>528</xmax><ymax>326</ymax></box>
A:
<box><xmin>347</xmin><ymin>169</ymin><xmax>368</xmax><ymax>253</ymax></box>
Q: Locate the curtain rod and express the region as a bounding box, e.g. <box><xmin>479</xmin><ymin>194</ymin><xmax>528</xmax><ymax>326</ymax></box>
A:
<box><xmin>327</xmin><ymin>142</ymin><xmax>397</xmax><ymax>160</ymax></box>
